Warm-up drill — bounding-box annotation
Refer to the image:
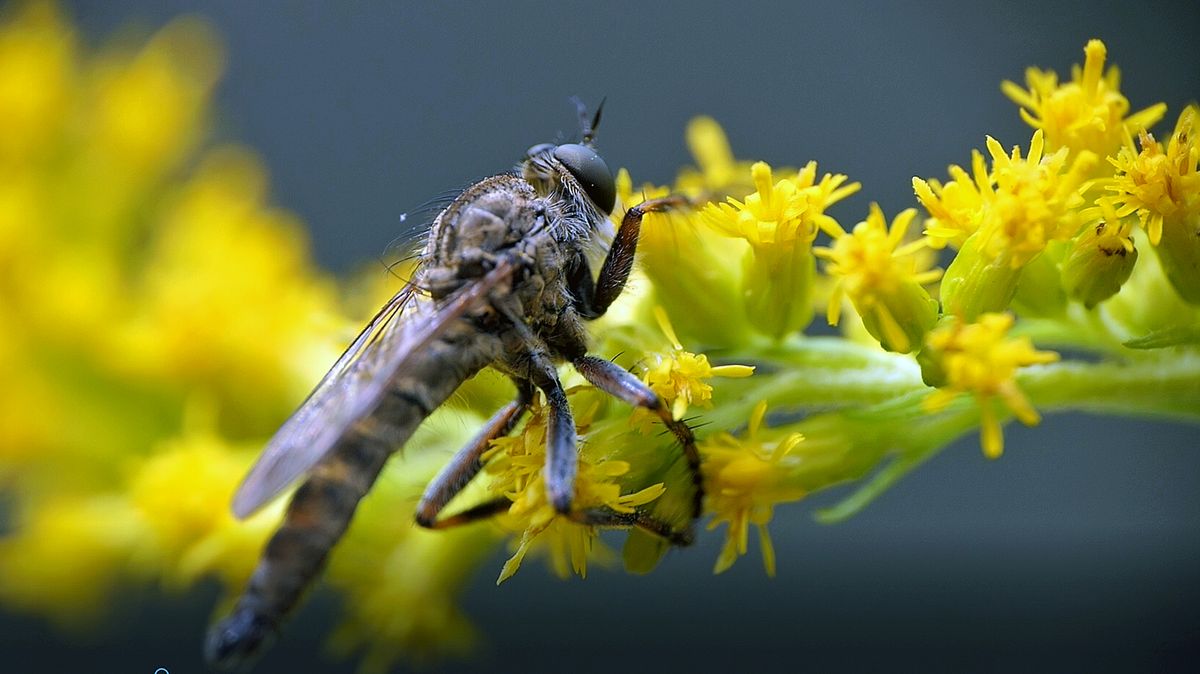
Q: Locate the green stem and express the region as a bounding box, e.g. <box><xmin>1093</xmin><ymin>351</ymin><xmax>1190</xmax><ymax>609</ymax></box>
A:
<box><xmin>755</xmin><ymin>351</ymin><xmax>1200</xmax><ymax>520</ymax></box>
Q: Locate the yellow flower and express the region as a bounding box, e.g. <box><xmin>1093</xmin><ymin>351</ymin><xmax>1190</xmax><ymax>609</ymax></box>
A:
<box><xmin>0</xmin><ymin>0</ymin><xmax>75</xmax><ymax>164</ymax></box>
<box><xmin>113</xmin><ymin>148</ymin><xmax>340</xmax><ymax>426</ymax></box>
<box><xmin>912</xmin><ymin>150</ymin><xmax>990</xmax><ymax>249</ymax></box>
<box><xmin>814</xmin><ymin>204</ymin><xmax>942</xmax><ymax>353</ymax></box>
<box><xmin>702</xmin><ymin>401</ymin><xmax>807</xmax><ymax>576</ymax></box>
<box><xmin>933</xmin><ymin>131</ymin><xmax>1096</xmax><ymax>318</ymax></box>
<box><xmin>922</xmin><ymin>314</ymin><xmax>1059</xmax><ymax>459</ymax></box>
<box><xmin>703</xmin><ymin>161</ymin><xmax>859</xmax><ymax>338</ymax></box>
<box><xmin>485</xmin><ymin>390</ymin><xmax>667</xmax><ymax>583</ymax></box>
<box><xmin>704</xmin><ymin>161</ymin><xmax>857</xmax><ymax>248</ymax></box>
<box><xmin>639</xmin><ymin>307</ymin><xmax>754</xmax><ymax>420</ymax></box>
<box><xmin>1002</xmin><ymin>39</ymin><xmax>1165</xmax><ymax>164</ymax></box>
<box><xmin>1106</xmin><ymin>106</ymin><xmax>1200</xmax><ymax>303</ymax></box>
<box><xmin>977</xmin><ymin>130</ymin><xmax>1096</xmax><ymax>267</ymax></box>
<box><xmin>90</xmin><ymin>15</ymin><xmax>222</xmax><ymax>177</ymax></box>
<box><xmin>1061</xmin><ymin>199</ymin><xmax>1138</xmax><ymax>308</ymax></box>
<box><xmin>127</xmin><ymin>412</ymin><xmax>280</xmax><ymax>587</ymax></box>
<box><xmin>0</xmin><ymin>496</ymin><xmax>144</xmax><ymax>626</ymax></box>
<box><xmin>674</xmin><ymin>116</ymin><xmax>759</xmax><ymax>199</ymax></box>
<box><xmin>1106</xmin><ymin>106</ymin><xmax>1199</xmax><ymax>246</ymax></box>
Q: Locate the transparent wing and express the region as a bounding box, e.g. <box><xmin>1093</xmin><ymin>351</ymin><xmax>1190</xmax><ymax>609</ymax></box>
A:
<box><xmin>231</xmin><ymin>260</ymin><xmax>515</xmax><ymax>519</ymax></box>
<box><xmin>232</xmin><ymin>282</ymin><xmax>416</xmax><ymax>518</ymax></box>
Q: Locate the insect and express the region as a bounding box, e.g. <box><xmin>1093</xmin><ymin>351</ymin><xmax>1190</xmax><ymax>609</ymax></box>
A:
<box><xmin>204</xmin><ymin>100</ymin><xmax>702</xmax><ymax>669</ymax></box>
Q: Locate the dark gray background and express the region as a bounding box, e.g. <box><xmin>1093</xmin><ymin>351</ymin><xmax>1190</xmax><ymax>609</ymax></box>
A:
<box><xmin>8</xmin><ymin>1</ymin><xmax>1200</xmax><ymax>672</ymax></box>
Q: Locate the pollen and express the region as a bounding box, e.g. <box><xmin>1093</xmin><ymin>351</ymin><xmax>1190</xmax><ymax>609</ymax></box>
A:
<box><xmin>922</xmin><ymin>314</ymin><xmax>1059</xmax><ymax>459</ymax></box>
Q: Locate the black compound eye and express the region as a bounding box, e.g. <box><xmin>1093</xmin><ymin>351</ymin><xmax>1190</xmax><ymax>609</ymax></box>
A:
<box><xmin>553</xmin><ymin>143</ymin><xmax>616</xmax><ymax>214</ymax></box>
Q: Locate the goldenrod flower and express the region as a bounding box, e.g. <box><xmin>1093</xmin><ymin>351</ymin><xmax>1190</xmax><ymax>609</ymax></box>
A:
<box><xmin>1106</xmin><ymin>106</ymin><xmax>1200</xmax><ymax>303</ymax></box>
<box><xmin>127</xmin><ymin>414</ymin><xmax>280</xmax><ymax>587</ymax></box>
<box><xmin>703</xmin><ymin>401</ymin><xmax>807</xmax><ymax>576</ymax></box>
<box><xmin>1002</xmin><ymin>39</ymin><xmax>1165</xmax><ymax>164</ymax></box>
<box><xmin>486</xmin><ymin>391</ymin><xmax>667</xmax><ymax>583</ymax></box>
<box><xmin>1107</xmin><ymin>107</ymin><xmax>1200</xmax><ymax>243</ymax></box>
<box><xmin>704</xmin><ymin>161</ymin><xmax>860</xmax><ymax>338</ymax></box>
<box><xmin>0</xmin><ymin>496</ymin><xmax>144</xmax><ymax>626</ymax></box>
<box><xmin>674</xmin><ymin>115</ymin><xmax>763</xmax><ymax>199</ymax></box>
<box><xmin>978</xmin><ymin>131</ymin><xmax>1096</xmax><ymax>266</ymax></box>
<box><xmin>922</xmin><ymin>314</ymin><xmax>1060</xmax><ymax>458</ymax></box>
<box><xmin>638</xmin><ymin>307</ymin><xmax>754</xmax><ymax>420</ymax></box>
<box><xmin>0</xmin><ymin>1</ymin><xmax>74</xmax><ymax>164</ymax></box>
<box><xmin>934</xmin><ymin>131</ymin><xmax>1096</xmax><ymax>318</ymax></box>
<box><xmin>912</xmin><ymin>150</ymin><xmax>990</xmax><ymax>249</ymax></box>
<box><xmin>1061</xmin><ymin>199</ymin><xmax>1138</xmax><ymax>308</ymax></box>
<box><xmin>613</xmin><ymin>168</ymin><xmax>749</xmax><ymax>346</ymax></box>
<box><xmin>815</xmin><ymin>204</ymin><xmax>941</xmax><ymax>353</ymax></box>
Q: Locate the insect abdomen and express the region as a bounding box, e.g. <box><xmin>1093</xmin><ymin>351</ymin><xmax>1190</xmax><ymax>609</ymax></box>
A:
<box><xmin>205</xmin><ymin>327</ymin><xmax>497</xmax><ymax>669</ymax></box>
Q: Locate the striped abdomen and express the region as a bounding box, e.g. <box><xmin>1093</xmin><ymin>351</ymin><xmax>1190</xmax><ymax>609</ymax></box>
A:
<box><xmin>205</xmin><ymin>321</ymin><xmax>497</xmax><ymax>669</ymax></box>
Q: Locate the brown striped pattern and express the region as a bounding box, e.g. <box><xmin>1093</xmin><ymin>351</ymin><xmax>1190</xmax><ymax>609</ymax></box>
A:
<box><xmin>205</xmin><ymin>321</ymin><xmax>498</xmax><ymax>669</ymax></box>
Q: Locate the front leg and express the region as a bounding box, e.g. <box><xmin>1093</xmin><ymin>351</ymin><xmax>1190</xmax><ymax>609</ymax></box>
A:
<box><xmin>585</xmin><ymin>195</ymin><xmax>690</xmax><ymax>318</ymax></box>
<box><xmin>573</xmin><ymin>355</ymin><xmax>703</xmax><ymax>519</ymax></box>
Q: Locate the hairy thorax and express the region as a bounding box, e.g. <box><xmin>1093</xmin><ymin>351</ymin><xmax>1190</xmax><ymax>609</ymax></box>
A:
<box><xmin>419</xmin><ymin>173</ymin><xmax>590</xmax><ymax>368</ymax></box>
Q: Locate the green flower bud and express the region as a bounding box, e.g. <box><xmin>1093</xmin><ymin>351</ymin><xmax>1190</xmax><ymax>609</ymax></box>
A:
<box><xmin>856</xmin><ymin>280</ymin><xmax>939</xmax><ymax>354</ymax></box>
<box><xmin>940</xmin><ymin>230</ymin><xmax>1023</xmax><ymax>320</ymax></box>
<box><xmin>1012</xmin><ymin>249</ymin><xmax>1068</xmax><ymax>317</ymax></box>
<box><xmin>1155</xmin><ymin>212</ymin><xmax>1200</xmax><ymax>305</ymax></box>
<box><xmin>743</xmin><ymin>240</ymin><xmax>815</xmax><ymax>340</ymax></box>
<box><xmin>1061</xmin><ymin>221</ymin><xmax>1138</xmax><ymax>309</ymax></box>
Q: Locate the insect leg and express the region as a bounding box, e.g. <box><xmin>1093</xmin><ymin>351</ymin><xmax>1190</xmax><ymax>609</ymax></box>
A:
<box><xmin>414</xmin><ymin>381</ymin><xmax>533</xmax><ymax>528</ymax></box>
<box><xmin>528</xmin><ymin>352</ymin><xmax>577</xmax><ymax>514</ymax></box>
<box><xmin>567</xmin><ymin>507</ymin><xmax>694</xmax><ymax>546</ymax></box>
<box><xmin>419</xmin><ymin>497</ymin><xmax>512</xmax><ymax>529</ymax></box>
<box><xmin>590</xmin><ymin>195</ymin><xmax>690</xmax><ymax>316</ymax></box>
<box><xmin>573</xmin><ymin>355</ymin><xmax>703</xmax><ymax>519</ymax></box>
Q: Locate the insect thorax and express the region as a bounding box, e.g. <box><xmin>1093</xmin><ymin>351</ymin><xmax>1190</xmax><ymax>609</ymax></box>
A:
<box><xmin>417</xmin><ymin>170</ymin><xmax>608</xmax><ymax>367</ymax></box>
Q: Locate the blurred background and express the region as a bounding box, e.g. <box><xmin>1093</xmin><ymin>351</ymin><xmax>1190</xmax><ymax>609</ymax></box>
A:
<box><xmin>3</xmin><ymin>0</ymin><xmax>1200</xmax><ymax>671</ymax></box>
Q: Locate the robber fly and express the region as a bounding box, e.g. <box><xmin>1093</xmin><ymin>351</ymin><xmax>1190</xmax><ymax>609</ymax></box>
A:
<box><xmin>204</xmin><ymin>100</ymin><xmax>702</xmax><ymax>669</ymax></box>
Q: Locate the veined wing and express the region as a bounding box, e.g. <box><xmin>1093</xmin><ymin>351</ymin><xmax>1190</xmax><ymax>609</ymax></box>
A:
<box><xmin>231</xmin><ymin>260</ymin><xmax>515</xmax><ymax>519</ymax></box>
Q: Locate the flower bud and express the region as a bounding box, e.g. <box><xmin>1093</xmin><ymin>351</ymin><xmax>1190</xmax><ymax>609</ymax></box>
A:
<box><xmin>939</xmin><ymin>230</ymin><xmax>1022</xmax><ymax>320</ymax></box>
<box><xmin>1061</xmin><ymin>221</ymin><xmax>1138</xmax><ymax>309</ymax></box>
<box><xmin>1155</xmin><ymin>212</ymin><xmax>1200</xmax><ymax>305</ymax></box>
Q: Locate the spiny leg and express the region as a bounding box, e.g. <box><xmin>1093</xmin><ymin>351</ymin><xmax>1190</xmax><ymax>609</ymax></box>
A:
<box><xmin>415</xmin><ymin>381</ymin><xmax>533</xmax><ymax>528</ymax></box>
<box><xmin>573</xmin><ymin>355</ymin><xmax>704</xmax><ymax>519</ymax></box>
<box><xmin>426</xmin><ymin>497</ymin><xmax>693</xmax><ymax>547</ymax></box>
<box><xmin>567</xmin><ymin>507</ymin><xmax>693</xmax><ymax>547</ymax></box>
<box><xmin>589</xmin><ymin>195</ymin><xmax>690</xmax><ymax>317</ymax></box>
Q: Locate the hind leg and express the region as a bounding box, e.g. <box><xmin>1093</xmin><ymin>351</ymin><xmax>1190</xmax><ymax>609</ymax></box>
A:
<box><xmin>415</xmin><ymin>381</ymin><xmax>533</xmax><ymax>528</ymax></box>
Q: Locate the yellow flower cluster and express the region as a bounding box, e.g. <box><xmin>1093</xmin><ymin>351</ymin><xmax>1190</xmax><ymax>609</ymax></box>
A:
<box><xmin>486</xmin><ymin>388</ymin><xmax>667</xmax><ymax>583</ymax></box>
<box><xmin>0</xmin><ymin>3</ymin><xmax>490</xmax><ymax>662</ymax></box>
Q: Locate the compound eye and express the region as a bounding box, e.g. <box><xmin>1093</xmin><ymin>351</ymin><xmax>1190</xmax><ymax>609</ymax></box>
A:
<box><xmin>553</xmin><ymin>143</ymin><xmax>616</xmax><ymax>214</ymax></box>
